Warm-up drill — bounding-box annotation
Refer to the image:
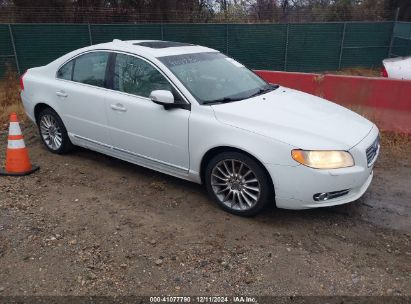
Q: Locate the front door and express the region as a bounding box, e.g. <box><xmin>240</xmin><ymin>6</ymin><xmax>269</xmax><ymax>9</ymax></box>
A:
<box><xmin>105</xmin><ymin>53</ymin><xmax>190</xmax><ymax>175</ymax></box>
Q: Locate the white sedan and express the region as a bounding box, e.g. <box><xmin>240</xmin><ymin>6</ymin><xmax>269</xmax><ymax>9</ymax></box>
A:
<box><xmin>21</xmin><ymin>40</ymin><xmax>380</xmax><ymax>216</ymax></box>
<box><xmin>381</xmin><ymin>56</ymin><xmax>411</xmax><ymax>80</ymax></box>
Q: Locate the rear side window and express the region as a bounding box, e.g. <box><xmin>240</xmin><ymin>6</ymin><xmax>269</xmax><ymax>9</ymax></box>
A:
<box><xmin>113</xmin><ymin>53</ymin><xmax>172</xmax><ymax>98</ymax></box>
<box><xmin>72</xmin><ymin>52</ymin><xmax>109</xmax><ymax>87</ymax></box>
<box><xmin>57</xmin><ymin>60</ymin><xmax>74</xmax><ymax>80</ymax></box>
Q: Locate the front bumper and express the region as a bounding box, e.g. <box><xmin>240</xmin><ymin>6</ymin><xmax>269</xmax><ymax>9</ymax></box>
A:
<box><xmin>267</xmin><ymin>126</ymin><xmax>379</xmax><ymax>210</ymax></box>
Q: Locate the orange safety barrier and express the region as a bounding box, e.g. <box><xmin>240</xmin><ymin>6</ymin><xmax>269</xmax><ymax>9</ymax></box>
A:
<box><xmin>255</xmin><ymin>70</ymin><xmax>411</xmax><ymax>134</ymax></box>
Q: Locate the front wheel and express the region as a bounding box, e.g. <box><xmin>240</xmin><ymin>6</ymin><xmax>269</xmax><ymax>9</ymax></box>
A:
<box><xmin>37</xmin><ymin>107</ymin><xmax>73</xmax><ymax>154</ymax></box>
<box><xmin>205</xmin><ymin>151</ymin><xmax>273</xmax><ymax>216</ymax></box>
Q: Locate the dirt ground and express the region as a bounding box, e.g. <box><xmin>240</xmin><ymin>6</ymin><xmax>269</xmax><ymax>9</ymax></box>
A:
<box><xmin>0</xmin><ymin>122</ymin><xmax>410</xmax><ymax>297</ymax></box>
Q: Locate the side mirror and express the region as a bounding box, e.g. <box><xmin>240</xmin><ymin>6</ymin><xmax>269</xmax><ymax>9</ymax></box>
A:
<box><xmin>149</xmin><ymin>89</ymin><xmax>191</xmax><ymax>111</ymax></box>
<box><xmin>150</xmin><ymin>90</ymin><xmax>174</xmax><ymax>107</ymax></box>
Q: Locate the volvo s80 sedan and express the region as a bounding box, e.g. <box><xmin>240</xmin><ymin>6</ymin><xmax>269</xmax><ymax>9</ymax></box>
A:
<box><xmin>21</xmin><ymin>40</ymin><xmax>380</xmax><ymax>216</ymax></box>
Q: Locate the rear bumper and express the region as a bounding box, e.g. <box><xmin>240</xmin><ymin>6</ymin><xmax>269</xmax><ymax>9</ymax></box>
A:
<box><xmin>21</xmin><ymin>91</ymin><xmax>36</xmax><ymax>123</ymax></box>
<box><xmin>266</xmin><ymin>126</ymin><xmax>379</xmax><ymax>210</ymax></box>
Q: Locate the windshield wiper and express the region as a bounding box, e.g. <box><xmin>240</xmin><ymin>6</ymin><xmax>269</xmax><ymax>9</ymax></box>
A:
<box><xmin>202</xmin><ymin>84</ymin><xmax>279</xmax><ymax>105</ymax></box>
<box><xmin>247</xmin><ymin>84</ymin><xmax>279</xmax><ymax>99</ymax></box>
<box><xmin>202</xmin><ymin>96</ymin><xmax>244</xmax><ymax>105</ymax></box>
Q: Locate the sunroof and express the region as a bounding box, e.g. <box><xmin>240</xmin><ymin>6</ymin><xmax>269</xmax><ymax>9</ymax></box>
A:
<box><xmin>133</xmin><ymin>41</ymin><xmax>193</xmax><ymax>49</ymax></box>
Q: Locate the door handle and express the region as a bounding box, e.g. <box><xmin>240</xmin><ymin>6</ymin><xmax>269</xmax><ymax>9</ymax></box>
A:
<box><xmin>56</xmin><ymin>91</ymin><xmax>68</xmax><ymax>98</ymax></box>
<box><xmin>110</xmin><ymin>103</ymin><xmax>127</xmax><ymax>112</ymax></box>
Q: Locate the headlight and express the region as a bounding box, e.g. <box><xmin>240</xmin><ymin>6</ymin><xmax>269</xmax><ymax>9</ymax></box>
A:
<box><xmin>291</xmin><ymin>150</ymin><xmax>354</xmax><ymax>169</ymax></box>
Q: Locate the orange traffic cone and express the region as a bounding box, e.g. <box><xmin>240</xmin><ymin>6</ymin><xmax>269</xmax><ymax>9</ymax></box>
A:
<box><xmin>0</xmin><ymin>113</ymin><xmax>39</xmax><ymax>176</ymax></box>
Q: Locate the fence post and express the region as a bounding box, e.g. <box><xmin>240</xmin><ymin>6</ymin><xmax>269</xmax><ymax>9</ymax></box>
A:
<box><xmin>388</xmin><ymin>7</ymin><xmax>400</xmax><ymax>57</ymax></box>
<box><xmin>283</xmin><ymin>23</ymin><xmax>289</xmax><ymax>71</ymax></box>
<box><xmin>88</xmin><ymin>24</ymin><xmax>93</xmax><ymax>45</ymax></box>
<box><xmin>338</xmin><ymin>22</ymin><xmax>346</xmax><ymax>70</ymax></box>
<box><xmin>8</xmin><ymin>24</ymin><xmax>20</xmax><ymax>75</ymax></box>
<box><xmin>226</xmin><ymin>24</ymin><xmax>229</xmax><ymax>55</ymax></box>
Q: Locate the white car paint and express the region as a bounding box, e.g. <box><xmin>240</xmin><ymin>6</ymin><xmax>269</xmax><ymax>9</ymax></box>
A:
<box><xmin>104</xmin><ymin>86</ymin><xmax>190</xmax><ymax>174</ymax></box>
<box><xmin>212</xmin><ymin>88</ymin><xmax>372</xmax><ymax>150</ymax></box>
<box><xmin>21</xmin><ymin>40</ymin><xmax>379</xmax><ymax>210</ymax></box>
<box><xmin>382</xmin><ymin>56</ymin><xmax>411</xmax><ymax>80</ymax></box>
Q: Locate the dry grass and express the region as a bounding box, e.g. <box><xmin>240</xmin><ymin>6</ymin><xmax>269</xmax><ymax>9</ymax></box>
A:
<box><xmin>0</xmin><ymin>70</ymin><xmax>25</xmax><ymax>128</ymax></box>
<box><xmin>326</xmin><ymin>67</ymin><xmax>381</xmax><ymax>78</ymax></box>
<box><xmin>380</xmin><ymin>130</ymin><xmax>411</xmax><ymax>155</ymax></box>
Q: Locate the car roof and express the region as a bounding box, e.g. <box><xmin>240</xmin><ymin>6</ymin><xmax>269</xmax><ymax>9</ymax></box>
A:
<box><xmin>92</xmin><ymin>39</ymin><xmax>218</xmax><ymax>59</ymax></box>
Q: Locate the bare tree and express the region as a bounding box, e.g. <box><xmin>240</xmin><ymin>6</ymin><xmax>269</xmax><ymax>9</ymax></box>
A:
<box><xmin>1</xmin><ymin>0</ymin><xmax>409</xmax><ymax>23</ymax></box>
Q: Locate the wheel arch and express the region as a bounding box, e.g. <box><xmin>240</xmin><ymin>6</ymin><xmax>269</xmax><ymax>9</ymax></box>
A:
<box><xmin>34</xmin><ymin>103</ymin><xmax>55</xmax><ymax>124</ymax></box>
<box><xmin>199</xmin><ymin>146</ymin><xmax>275</xmax><ymax>196</ymax></box>
<box><xmin>33</xmin><ymin>102</ymin><xmax>73</xmax><ymax>154</ymax></box>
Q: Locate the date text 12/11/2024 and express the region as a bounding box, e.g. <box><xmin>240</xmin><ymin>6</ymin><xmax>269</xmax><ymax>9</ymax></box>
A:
<box><xmin>149</xmin><ymin>296</ymin><xmax>258</xmax><ymax>303</ymax></box>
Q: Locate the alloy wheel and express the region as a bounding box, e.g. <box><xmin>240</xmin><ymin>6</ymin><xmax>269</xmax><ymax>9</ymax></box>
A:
<box><xmin>39</xmin><ymin>114</ymin><xmax>63</xmax><ymax>150</ymax></box>
<box><xmin>211</xmin><ymin>159</ymin><xmax>261</xmax><ymax>211</ymax></box>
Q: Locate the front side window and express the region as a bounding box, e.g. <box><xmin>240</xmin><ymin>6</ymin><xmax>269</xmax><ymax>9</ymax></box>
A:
<box><xmin>113</xmin><ymin>53</ymin><xmax>172</xmax><ymax>98</ymax></box>
<box><xmin>159</xmin><ymin>52</ymin><xmax>271</xmax><ymax>104</ymax></box>
<box><xmin>72</xmin><ymin>52</ymin><xmax>109</xmax><ymax>87</ymax></box>
<box><xmin>57</xmin><ymin>60</ymin><xmax>74</xmax><ymax>80</ymax></box>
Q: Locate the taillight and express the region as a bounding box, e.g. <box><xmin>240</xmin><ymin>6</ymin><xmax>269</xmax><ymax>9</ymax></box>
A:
<box><xmin>19</xmin><ymin>71</ymin><xmax>27</xmax><ymax>90</ymax></box>
<box><xmin>380</xmin><ymin>66</ymin><xmax>388</xmax><ymax>78</ymax></box>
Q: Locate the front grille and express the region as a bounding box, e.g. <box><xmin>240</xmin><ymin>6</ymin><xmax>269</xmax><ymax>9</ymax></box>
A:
<box><xmin>366</xmin><ymin>135</ymin><xmax>380</xmax><ymax>166</ymax></box>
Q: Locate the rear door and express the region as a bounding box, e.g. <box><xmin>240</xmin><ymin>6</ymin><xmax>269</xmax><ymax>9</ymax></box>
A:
<box><xmin>55</xmin><ymin>51</ymin><xmax>111</xmax><ymax>149</ymax></box>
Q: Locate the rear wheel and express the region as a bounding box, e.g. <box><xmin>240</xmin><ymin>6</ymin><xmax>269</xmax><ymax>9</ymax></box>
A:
<box><xmin>205</xmin><ymin>151</ymin><xmax>272</xmax><ymax>216</ymax></box>
<box><xmin>37</xmin><ymin>107</ymin><xmax>73</xmax><ymax>154</ymax></box>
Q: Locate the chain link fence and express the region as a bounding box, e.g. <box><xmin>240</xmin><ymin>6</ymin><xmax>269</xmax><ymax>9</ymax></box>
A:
<box><xmin>1</xmin><ymin>21</ymin><xmax>410</xmax><ymax>78</ymax></box>
<box><xmin>391</xmin><ymin>22</ymin><xmax>411</xmax><ymax>57</ymax></box>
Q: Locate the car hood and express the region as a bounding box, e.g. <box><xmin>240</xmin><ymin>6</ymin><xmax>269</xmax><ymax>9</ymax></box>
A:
<box><xmin>211</xmin><ymin>87</ymin><xmax>374</xmax><ymax>150</ymax></box>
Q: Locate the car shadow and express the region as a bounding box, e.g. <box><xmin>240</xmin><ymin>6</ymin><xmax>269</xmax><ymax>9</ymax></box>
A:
<box><xmin>65</xmin><ymin>145</ymin><xmax>392</xmax><ymax>231</ymax></box>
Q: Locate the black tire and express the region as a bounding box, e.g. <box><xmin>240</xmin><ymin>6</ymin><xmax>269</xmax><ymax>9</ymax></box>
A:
<box><xmin>205</xmin><ymin>151</ymin><xmax>273</xmax><ymax>216</ymax></box>
<box><xmin>37</xmin><ymin>107</ymin><xmax>73</xmax><ymax>154</ymax></box>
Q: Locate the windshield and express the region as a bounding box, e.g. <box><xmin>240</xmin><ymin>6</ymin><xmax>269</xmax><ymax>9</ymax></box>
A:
<box><xmin>158</xmin><ymin>52</ymin><xmax>273</xmax><ymax>105</ymax></box>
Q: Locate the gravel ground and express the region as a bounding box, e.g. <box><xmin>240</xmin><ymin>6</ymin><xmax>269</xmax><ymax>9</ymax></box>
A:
<box><xmin>0</xmin><ymin>122</ymin><xmax>410</xmax><ymax>296</ymax></box>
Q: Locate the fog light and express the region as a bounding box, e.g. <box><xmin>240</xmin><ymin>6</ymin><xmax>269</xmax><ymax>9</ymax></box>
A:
<box><xmin>314</xmin><ymin>192</ymin><xmax>330</xmax><ymax>201</ymax></box>
<box><xmin>313</xmin><ymin>189</ymin><xmax>350</xmax><ymax>202</ymax></box>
